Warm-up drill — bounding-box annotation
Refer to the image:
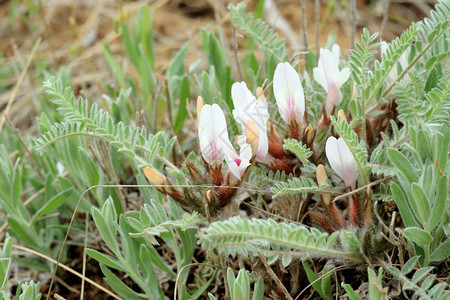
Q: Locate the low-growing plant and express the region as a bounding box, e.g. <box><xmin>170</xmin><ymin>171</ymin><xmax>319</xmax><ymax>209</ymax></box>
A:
<box><xmin>0</xmin><ymin>0</ymin><xmax>448</xmax><ymax>299</ymax></box>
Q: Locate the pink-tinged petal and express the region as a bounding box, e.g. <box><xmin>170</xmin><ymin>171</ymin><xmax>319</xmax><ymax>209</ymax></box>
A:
<box><xmin>273</xmin><ymin>62</ymin><xmax>305</xmax><ymax>124</ymax></box>
<box><xmin>325</xmin><ymin>136</ymin><xmax>359</xmax><ymax>188</ymax></box>
<box><xmin>315</xmin><ymin>44</ymin><xmax>350</xmax><ymax>114</ymax></box>
<box><xmin>273</xmin><ymin>64</ymin><xmax>290</xmax><ymax>122</ymax></box>
<box><xmin>224</xmin><ymin>135</ymin><xmax>252</xmax><ymax>180</ymax></box>
<box><xmin>199</xmin><ymin>104</ymin><xmax>235</xmax><ymax>166</ymax></box>
<box><xmin>226</xmin><ymin>160</ymin><xmax>241</xmax><ymax>180</ymax></box>
<box><xmin>336</xmin><ymin>138</ymin><xmax>359</xmax><ymax>187</ymax></box>
<box><xmin>257</xmin><ymin>128</ymin><xmax>268</xmax><ymax>161</ymax></box>
<box><xmin>325</xmin><ymin>86</ymin><xmax>342</xmax><ymax>113</ymax></box>
<box><xmin>232</xmin><ymin>82</ymin><xmax>269</xmax><ymax>159</ymax></box>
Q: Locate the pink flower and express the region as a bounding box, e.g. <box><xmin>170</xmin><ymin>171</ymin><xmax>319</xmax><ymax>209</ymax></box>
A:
<box><xmin>224</xmin><ymin>135</ymin><xmax>252</xmax><ymax>180</ymax></box>
<box><xmin>198</xmin><ymin>103</ymin><xmax>252</xmax><ymax>181</ymax></box>
<box><xmin>325</xmin><ymin>136</ymin><xmax>359</xmax><ymax>188</ymax></box>
<box><xmin>273</xmin><ymin>62</ymin><xmax>305</xmax><ymax>124</ymax></box>
<box><xmin>313</xmin><ymin>44</ymin><xmax>350</xmax><ymax>114</ymax></box>
<box><xmin>231</xmin><ymin>82</ymin><xmax>269</xmax><ymax>161</ymax></box>
<box><xmin>198</xmin><ymin>104</ymin><xmax>235</xmax><ymax>166</ymax></box>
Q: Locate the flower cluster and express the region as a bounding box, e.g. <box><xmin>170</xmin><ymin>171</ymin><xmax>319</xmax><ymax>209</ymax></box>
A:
<box><xmin>144</xmin><ymin>43</ymin><xmax>371</xmax><ymax>225</ymax></box>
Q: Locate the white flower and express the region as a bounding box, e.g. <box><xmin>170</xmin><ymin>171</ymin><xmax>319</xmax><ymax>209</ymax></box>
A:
<box><xmin>198</xmin><ymin>104</ymin><xmax>235</xmax><ymax>166</ymax></box>
<box><xmin>325</xmin><ymin>136</ymin><xmax>359</xmax><ymax>188</ymax></box>
<box><xmin>380</xmin><ymin>41</ymin><xmax>408</xmax><ymax>82</ymax></box>
<box><xmin>224</xmin><ymin>135</ymin><xmax>252</xmax><ymax>180</ymax></box>
<box><xmin>231</xmin><ymin>81</ymin><xmax>269</xmax><ymax>161</ymax></box>
<box><xmin>273</xmin><ymin>62</ymin><xmax>305</xmax><ymax>124</ymax></box>
<box><xmin>313</xmin><ymin>44</ymin><xmax>350</xmax><ymax>114</ymax></box>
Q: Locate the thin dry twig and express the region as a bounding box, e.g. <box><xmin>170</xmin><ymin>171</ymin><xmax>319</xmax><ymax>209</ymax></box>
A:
<box><xmin>0</xmin><ymin>37</ymin><xmax>41</xmax><ymax>132</ymax></box>
<box><xmin>220</xmin><ymin>254</ymin><xmax>230</xmax><ymax>300</ymax></box>
<box><xmin>257</xmin><ymin>250</ymin><xmax>293</xmax><ymax>300</ymax></box>
<box><xmin>81</xmin><ymin>212</ymin><xmax>89</xmax><ymax>300</ymax></box>
<box><xmin>301</xmin><ymin>0</ymin><xmax>308</xmax><ymax>51</ymax></box>
<box><xmin>294</xmin><ymin>265</ymin><xmax>351</xmax><ymax>300</ymax></box>
<box><xmin>315</xmin><ymin>0</ymin><xmax>320</xmax><ymax>56</ymax></box>
<box><xmin>350</xmin><ymin>0</ymin><xmax>357</xmax><ymax>50</ymax></box>
<box><xmin>379</xmin><ymin>0</ymin><xmax>392</xmax><ymax>41</ymax></box>
<box><xmin>332</xmin><ymin>176</ymin><xmax>392</xmax><ymax>202</ymax></box>
<box><xmin>1</xmin><ymin>243</ymin><xmax>121</xmax><ymax>299</ymax></box>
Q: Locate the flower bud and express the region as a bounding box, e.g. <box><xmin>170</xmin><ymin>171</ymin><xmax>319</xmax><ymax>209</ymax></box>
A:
<box><xmin>256</xmin><ymin>87</ymin><xmax>265</xmax><ymax>100</ymax></box>
<box><xmin>245</xmin><ymin>120</ymin><xmax>259</xmax><ymax>158</ymax></box>
<box><xmin>316</xmin><ymin>164</ymin><xmax>331</xmax><ymax>206</ymax></box>
<box><xmin>144</xmin><ymin>166</ymin><xmax>169</xmax><ymax>186</ymax></box>
<box><xmin>196</xmin><ymin>96</ymin><xmax>203</xmax><ymax>124</ymax></box>
<box><xmin>316</xmin><ymin>164</ymin><xmax>346</xmax><ymax>228</ymax></box>
<box><xmin>303</xmin><ymin>124</ymin><xmax>315</xmax><ymax>146</ymax></box>
<box><xmin>337</xmin><ymin>109</ymin><xmax>347</xmax><ymax>123</ymax></box>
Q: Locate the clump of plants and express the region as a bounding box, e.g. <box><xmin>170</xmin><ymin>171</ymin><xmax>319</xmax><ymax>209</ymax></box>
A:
<box><xmin>0</xmin><ymin>1</ymin><xmax>448</xmax><ymax>299</ymax></box>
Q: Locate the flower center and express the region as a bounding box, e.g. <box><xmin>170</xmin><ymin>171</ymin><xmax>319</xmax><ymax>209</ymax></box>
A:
<box><xmin>234</xmin><ymin>158</ymin><xmax>242</xmax><ymax>166</ymax></box>
<box><xmin>288</xmin><ymin>98</ymin><xmax>294</xmax><ymax>109</ymax></box>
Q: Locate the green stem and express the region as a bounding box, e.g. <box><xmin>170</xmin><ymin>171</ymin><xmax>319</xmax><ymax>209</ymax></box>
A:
<box><xmin>423</xmin><ymin>244</ymin><xmax>430</xmax><ymax>267</ymax></box>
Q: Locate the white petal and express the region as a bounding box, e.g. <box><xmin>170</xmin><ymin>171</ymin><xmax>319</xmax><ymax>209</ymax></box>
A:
<box><xmin>325</xmin><ymin>86</ymin><xmax>342</xmax><ymax>112</ymax></box>
<box><xmin>211</xmin><ymin>104</ymin><xmax>235</xmax><ymax>156</ymax></box>
<box><xmin>232</xmin><ymin>109</ymin><xmax>247</xmax><ymax>132</ymax></box>
<box><xmin>210</xmin><ymin>104</ymin><xmax>227</xmax><ymax>134</ymax></box>
<box><xmin>257</xmin><ymin>128</ymin><xmax>268</xmax><ymax>161</ymax></box>
<box><xmin>199</xmin><ymin>104</ymin><xmax>236</xmax><ymax>166</ymax></box>
<box><xmin>331</xmin><ymin>43</ymin><xmax>340</xmax><ymax>66</ymax></box>
<box><xmin>320</xmin><ymin>48</ymin><xmax>339</xmax><ymax>84</ymax></box>
<box><xmin>325</xmin><ymin>136</ymin><xmax>344</xmax><ymax>178</ymax></box>
<box><xmin>227</xmin><ymin>160</ymin><xmax>241</xmax><ymax>180</ymax></box>
<box><xmin>273</xmin><ymin>62</ymin><xmax>305</xmax><ymax>123</ymax></box>
<box><xmin>232</xmin><ymin>82</ymin><xmax>268</xmax><ymax>134</ymax></box>
<box><xmin>198</xmin><ymin>105</ymin><xmax>215</xmax><ymax>164</ymax></box>
<box><xmin>240</xmin><ymin>143</ymin><xmax>253</xmax><ymax>161</ymax></box>
<box><xmin>325</xmin><ymin>136</ymin><xmax>359</xmax><ymax>188</ymax></box>
<box><xmin>338</xmin><ymin>67</ymin><xmax>350</xmax><ymax>87</ymax></box>
<box><xmin>273</xmin><ymin>63</ymin><xmax>290</xmax><ymax>123</ymax></box>
<box><xmin>232</xmin><ymin>81</ymin><xmax>253</xmax><ymax>111</ymax></box>
<box><xmin>313</xmin><ymin>62</ymin><xmax>328</xmax><ymax>92</ymax></box>
<box><xmin>336</xmin><ymin>138</ymin><xmax>359</xmax><ymax>186</ymax></box>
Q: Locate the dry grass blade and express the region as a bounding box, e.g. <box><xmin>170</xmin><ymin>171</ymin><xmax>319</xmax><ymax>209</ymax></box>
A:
<box><xmin>0</xmin><ymin>243</ymin><xmax>121</xmax><ymax>299</ymax></box>
<box><xmin>0</xmin><ymin>37</ymin><xmax>41</xmax><ymax>132</ymax></box>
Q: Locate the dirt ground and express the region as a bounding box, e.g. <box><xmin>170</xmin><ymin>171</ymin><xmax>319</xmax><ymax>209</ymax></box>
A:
<box><xmin>0</xmin><ymin>0</ymin><xmax>433</xmax><ymax>130</ymax></box>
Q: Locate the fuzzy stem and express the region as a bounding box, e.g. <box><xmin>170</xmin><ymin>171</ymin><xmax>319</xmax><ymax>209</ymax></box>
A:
<box><xmin>348</xmin><ymin>191</ymin><xmax>361</xmax><ymax>227</ymax></box>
